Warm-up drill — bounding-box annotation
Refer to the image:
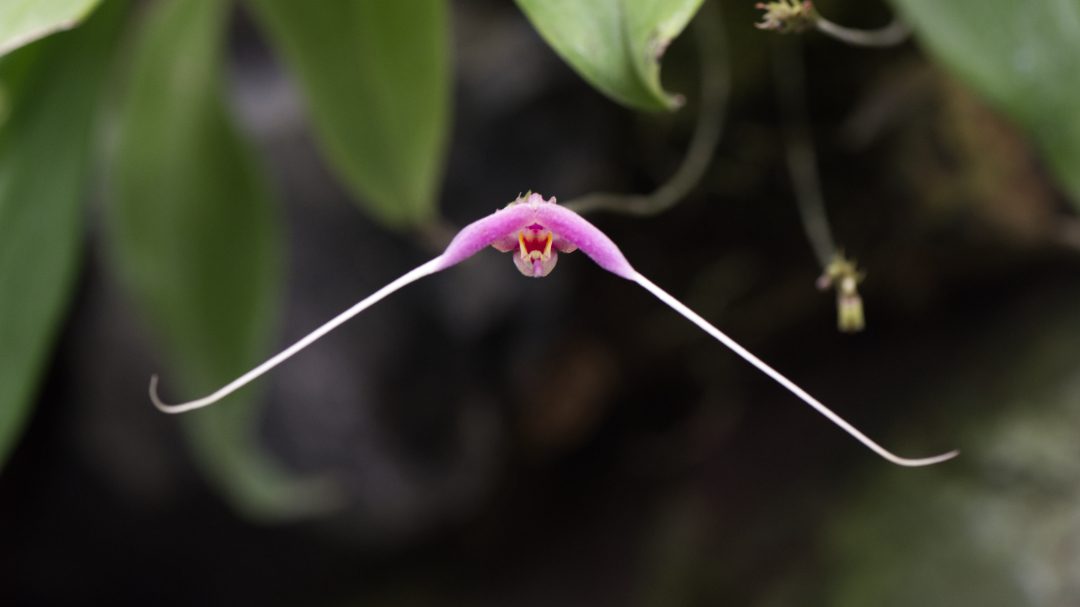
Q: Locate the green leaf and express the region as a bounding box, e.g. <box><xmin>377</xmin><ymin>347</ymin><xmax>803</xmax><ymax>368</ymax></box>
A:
<box><xmin>515</xmin><ymin>0</ymin><xmax>704</xmax><ymax>111</ymax></box>
<box><xmin>0</xmin><ymin>0</ymin><xmax>104</xmax><ymax>57</ymax></box>
<box><xmin>108</xmin><ymin>0</ymin><xmax>333</xmax><ymax>520</ymax></box>
<box><xmin>245</xmin><ymin>0</ymin><xmax>450</xmax><ymax>228</ymax></box>
<box><xmin>889</xmin><ymin>0</ymin><xmax>1080</xmax><ymax>207</ymax></box>
<box><xmin>0</xmin><ymin>2</ymin><xmax>121</xmax><ymax>469</ymax></box>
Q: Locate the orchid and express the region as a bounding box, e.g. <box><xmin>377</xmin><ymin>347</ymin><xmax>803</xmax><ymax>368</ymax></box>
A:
<box><xmin>150</xmin><ymin>193</ymin><xmax>957</xmax><ymax>467</ymax></box>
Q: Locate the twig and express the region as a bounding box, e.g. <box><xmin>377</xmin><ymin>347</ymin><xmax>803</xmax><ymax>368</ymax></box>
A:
<box><xmin>814</xmin><ymin>17</ymin><xmax>911</xmax><ymax>48</ymax></box>
<box><xmin>772</xmin><ymin>38</ymin><xmax>836</xmax><ymax>269</ymax></box>
<box><xmin>755</xmin><ymin>1</ymin><xmax>912</xmax><ymax>49</ymax></box>
<box><xmin>563</xmin><ymin>0</ymin><xmax>729</xmax><ymax>216</ymax></box>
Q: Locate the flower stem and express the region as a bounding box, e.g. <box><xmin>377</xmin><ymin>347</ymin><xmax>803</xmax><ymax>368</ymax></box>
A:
<box><xmin>815</xmin><ymin>16</ymin><xmax>911</xmax><ymax>48</ymax></box>
<box><xmin>773</xmin><ymin>40</ymin><xmax>869</xmax><ymax>332</ymax></box>
<box><xmin>755</xmin><ymin>2</ymin><xmax>911</xmax><ymax>49</ymax></box>
<box><xmin>772</xmin><ymin>38</ymin><xmax>836</xmax><ymax>269</ymax></box>
<box><xmin>564</xmin><ymin>0</ymin><xmax>729</xmax><ymax>216</ymax></box>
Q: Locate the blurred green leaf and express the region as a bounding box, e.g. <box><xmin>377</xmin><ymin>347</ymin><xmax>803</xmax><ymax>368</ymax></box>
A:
<box><xmin>515</xmin><ymin>0</ymin><xmax>704</xmax><ymax>111</ymax></box>
<box><xmin>889</xmin><ymin>0</ymin><xmax>1080</xmax><ymax>207</ymax></box>
<box><xmin>108</xmin><ymin>0</ymin><xmax>332</xmax><ymax>520</ymax></box>
<box><xmin>0</xmin><ymin>0</ymin><xmax>103</xmax><ymax>57</ymax></box>
<box><xmin>0</xmin><ymin>2</ymin><xmax>121</xmax><ymax>469</ymax></box>
<box><xmin>246</xmin><ymin>0</ymin><xmax>450</xmax><ymax>228</ymax></box>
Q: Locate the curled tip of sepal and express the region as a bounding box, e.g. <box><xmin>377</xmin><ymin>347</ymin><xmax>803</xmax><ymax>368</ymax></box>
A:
<box><xmin>438</xmin><ymin>192</ymin><xmax>636</xmax><ymax>279</ymax></box>
<box><xmin>148</xmin><ymin>374</ymin><xmax>170</xmax><ymax>412</ymax></box>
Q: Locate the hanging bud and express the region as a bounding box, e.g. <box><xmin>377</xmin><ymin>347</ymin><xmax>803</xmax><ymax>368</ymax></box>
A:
<box><xmin>818</xmin><ymin>253</ymin><xmax>866</xmax><ymax>333</ymax></box>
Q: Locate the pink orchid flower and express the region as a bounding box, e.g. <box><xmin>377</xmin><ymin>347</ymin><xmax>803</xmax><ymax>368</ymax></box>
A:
<box><xmin>151</xmin><ymin>193</ymin><xmax>957</xmax><ymax>467</ymax></box>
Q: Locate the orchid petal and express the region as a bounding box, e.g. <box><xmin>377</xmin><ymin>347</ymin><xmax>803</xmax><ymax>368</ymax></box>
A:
<box><xmin>513</xmin><ymin>248</ymin><xmax>559</xmax><ymax>277</ymax></box>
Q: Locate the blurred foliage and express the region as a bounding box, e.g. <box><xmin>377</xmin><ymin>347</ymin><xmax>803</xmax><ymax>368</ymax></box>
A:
<box><xmin>247</xmin><ymin>0</ymin><xmax>451</xmax><ymax>228</ymax></box>
<box><xmin>6</xmin><ymin>0</ymin><xmax>1080</xmax><ymax>604</ymax></box>
<box><xmin>0</xmin><ymin>0</ymin><xmax>712</xmax><ymax>478</ymax></box>
<box><xmin>887</xmin><ymin>69</ymin><xmax>1059</xmax><ymax>243</ymax></box>
<box><xmin>0</xmin><ymin>0</ymin><xmax>103</xmax><ymax>57</ymax></box>
<box><xmin>822</xmin><ymin>286</ymin><xmax>1080</xmax><ymax>607</ymax></box>
<box><xmin>107</xmin><ymin>0</ymin><xmax>330</xmax><ymax>519</ymax></box>
<box><xmin>0</xmin><ymin>2</ymin><xmax>121</xmax><ymax>469</ymax></box>
<box><xmin>889</xmin><ymin>0</ymin><xmax>1080</xmax><ymax>208</ymax></box>
<box><xmin>0</xmin><ymin>0</ymin><xmax>1078</xmax><ymax>548</ymax></box>
<box><xmin>515</xmin><ymin>0</ymin><xmax>704</xmax><ymax>111</ymax></box>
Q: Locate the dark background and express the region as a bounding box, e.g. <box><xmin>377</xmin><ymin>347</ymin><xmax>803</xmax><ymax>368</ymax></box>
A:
<box><xmin>5</xmin><ymin>1</ymin><xmax>1078</xmax><ymax>605</ymax></box>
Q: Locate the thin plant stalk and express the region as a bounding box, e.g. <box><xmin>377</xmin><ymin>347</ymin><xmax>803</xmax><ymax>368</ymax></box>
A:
<box><xmin>772</xmin><ymin>38</ymin><xmax>836</xmax><ymax>269</ymax></box>
<box><xmin>815</xmin><ymin>16</ymin><xmax>911</xmax><ymax>48</ymax></box>
<box><xmin>564</xmin><ymin>0</ymin><xmax>729</xmax><ymax>216</ymax></box>
<box><xmin>755</xmin><ymin>2</ymin><xmax>912</xmax><ymax>49</ymax></box>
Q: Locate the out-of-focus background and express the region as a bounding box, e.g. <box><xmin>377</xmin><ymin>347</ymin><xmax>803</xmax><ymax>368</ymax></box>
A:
<box><xmin>4</xmin><ymin>0</ymin><xmax>1080</xmax><ymax>605</ymax></box>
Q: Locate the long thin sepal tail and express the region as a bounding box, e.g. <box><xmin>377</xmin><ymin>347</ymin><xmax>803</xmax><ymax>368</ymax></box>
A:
<box><xmin>150</xmin><ymin>257</ymin><xmax>445</xmax><ymax>413</ymax></box>
<box><xmin>629</xmin><ymin>271</ymin><xmax>958</xmax><ymax>467</ymax></box>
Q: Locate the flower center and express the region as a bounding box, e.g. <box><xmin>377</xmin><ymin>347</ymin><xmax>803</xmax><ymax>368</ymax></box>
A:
<box><xmin>518</xmin><ymin>228</ymin><xmax>554</xmax><ymax>262</ymax></box>
<box><xmin>514</xmin><ymin>225</ymin><xmax>558</xmax><ymax>277</ymax></box>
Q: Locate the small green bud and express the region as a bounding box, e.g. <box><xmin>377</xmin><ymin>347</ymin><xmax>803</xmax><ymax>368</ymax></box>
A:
<box><xmin>818</xmin><ymin>253</ymin><xmax>866</xmax><ymax>333</ymax></box>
